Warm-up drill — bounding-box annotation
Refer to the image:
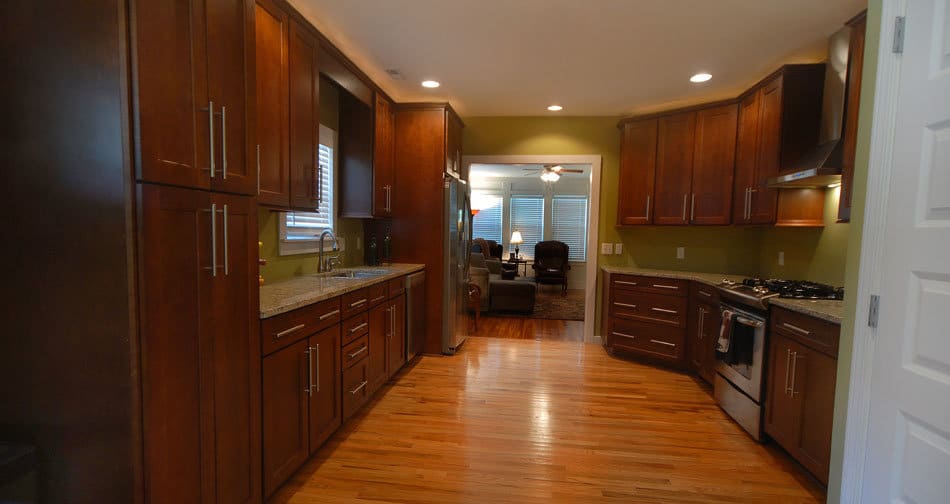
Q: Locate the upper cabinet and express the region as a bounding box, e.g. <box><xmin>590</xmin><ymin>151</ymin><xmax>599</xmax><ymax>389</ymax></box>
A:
<box><xmin>654</xmin><ymin>112</ymin><xmax>696</xmax><ymax>225</ymax></box>
<box><xmin>132</xmin><ymin>0</ymin><xmax>256</xmax><ymax>196</ymax></box>
<box><xmin>692</xmin><ymin>104</ymin><xmax>738</xmax><ymax>225</ymax></box>
<box><xmin>838</xmin><ymin>11</ymin><xmax>867</xmax><ymax>222</ymax></box>
<box><xmin>288</xmin><ymin>19</ymin><xmax>321</xmax><ymax>210</ymax></box>
<box><xmin>255</xmin><ymin>0</ymin><xmax>290</xmax><ymax>206</ymax></box>
<box><xmin>616</xmin><ymin>119</ymin><xmax>657</xmax><ymax>225</ymax></box>
<box><xmin>373</xmin><ymin>93</ymin><xmax>395</xmax><ymax>217</ymax></box>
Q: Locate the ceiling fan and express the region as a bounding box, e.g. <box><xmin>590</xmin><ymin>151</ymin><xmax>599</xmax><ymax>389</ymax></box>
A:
<box><xmin>521</xmin><ymin>164</ymin><xmax>584</xmax><ymax>182</ymax></box>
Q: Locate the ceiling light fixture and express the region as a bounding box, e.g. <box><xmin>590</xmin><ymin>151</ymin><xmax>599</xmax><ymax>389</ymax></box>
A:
<box><xmin>421</xmin><ymin>80</ymin><xmax>441</xmax><ymax>88</ymax></box>
<box><xmin>690</xmin><ymin>73</ymin><xmax>712</xmax><ymax>83</ymax></box>
<box><xmin>540</xmin><ymin>171</ymin><xmax>561</xmax><ymax>182</ymax></box>
<box><xmin>547</xmin><ymin>105</ymin><xmax>563</xmax><ymax>111</ymax></box>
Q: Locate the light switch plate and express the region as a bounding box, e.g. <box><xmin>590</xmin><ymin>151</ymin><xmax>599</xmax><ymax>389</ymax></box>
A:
<box><xmin>778</xmin><ymin>251</ymin><xmax>785</xmax><ymax>266</ymax></box>
<box><xmin>676</xmin><ymin>247</ymin><xmax>685</xmax><ymax>260</ymax></box>
<box><xmin>601</xmin><ymin>243</ymin><xmax>613</xmax><ymax>255</ymax></box>
<box><xmin>614</xmin><ymin>243</ymin><xmax>623</xmax><ymax>254</ymax></box>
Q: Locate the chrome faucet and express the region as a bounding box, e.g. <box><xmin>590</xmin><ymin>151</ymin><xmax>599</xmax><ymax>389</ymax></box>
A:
<box><xmin>318</xmin><ymin>230</ymin><xmax>341</xmax><ymax>273</ymax></box>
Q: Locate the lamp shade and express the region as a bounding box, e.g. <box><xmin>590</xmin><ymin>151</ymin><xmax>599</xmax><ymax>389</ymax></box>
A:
<box><xmin>510</xmin><ymin>231</ymin><xmax>524</xmax><ymax>245</ymax></box>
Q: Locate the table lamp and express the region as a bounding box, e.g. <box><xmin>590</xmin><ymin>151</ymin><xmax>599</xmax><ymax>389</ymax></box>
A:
<box><xmin>510</xmin><ymin>231</ymin><xmax>523</xmax><ymax>259</ymax></box>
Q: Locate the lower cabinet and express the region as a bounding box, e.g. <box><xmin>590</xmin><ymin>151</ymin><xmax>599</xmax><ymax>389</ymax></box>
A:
<box><xmin>603</xmin><ymin>272</ymin><xmax>688</xmax><ymax>364</ymax></box>
<box><xmin>387</xmin><ymin>294</ymin><xmax>407</xmax><ymax>377</ymax></box>
<box><xmin>687</xmin><ymin>283</ymin><xmax>720</xmax><ymax>384</ymax></box>
<box><xmin>367</xmin><ymin>302</ymin><xmax>390</xmax><ymax>395</ymax></box>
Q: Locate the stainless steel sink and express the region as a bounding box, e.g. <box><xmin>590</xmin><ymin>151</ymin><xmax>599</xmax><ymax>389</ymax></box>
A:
<box><xmin>328</xmin><ymin>269</ymin><xmax>390</xmax><ymax>279</ymax></box>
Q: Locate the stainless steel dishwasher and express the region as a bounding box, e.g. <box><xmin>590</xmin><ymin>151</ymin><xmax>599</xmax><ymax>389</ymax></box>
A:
<box><xmin>405</xmin><ymin>271</ymin><xmax>426</xmax><ymax>360</ymax></box>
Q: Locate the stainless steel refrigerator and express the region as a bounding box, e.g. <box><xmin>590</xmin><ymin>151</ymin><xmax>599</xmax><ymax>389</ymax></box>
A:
<box><xmin>442</xmin><ymin>174</ymin><xmax>471</xmax><ymax>354</ymax></box>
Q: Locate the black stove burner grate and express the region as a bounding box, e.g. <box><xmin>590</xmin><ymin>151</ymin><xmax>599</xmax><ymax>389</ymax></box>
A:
<box><xmin>740</xmin><ymin>278</ymin><xmax>843</xmax><ymax>300</ymax></box>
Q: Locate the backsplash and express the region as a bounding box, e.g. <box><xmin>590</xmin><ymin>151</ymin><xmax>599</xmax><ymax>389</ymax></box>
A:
<box><xmin>257</xmin><ymin>208</ymin><xmax>365</xmax><ymax>284</ymax></box>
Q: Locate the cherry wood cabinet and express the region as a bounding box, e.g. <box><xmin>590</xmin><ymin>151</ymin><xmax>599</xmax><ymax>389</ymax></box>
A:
<box><xmin>255</xmin><ymin>0</ymin><xmax>290</xmax><ymax>206</ymax></box>
<box><xmin>132</xmin><ymin>0</ymin><xmax>256</xmax><ymax>195</ymax></box>
<box><xmin>288</xmin><ymin>18</ymin><xmax>321</xmax><ymax>210</ymax></box>
<box><xmin>764</xmin><ymin>306</ymin><xmax>839</xmax><ymax>485</ymax></box>
<box><xmin>687</xmin><ymin>283</ymin><xmax>720</xmax><ymax>384</ymax></box>
<box><xmin>616</xmin><ymin>119</ymin><xmax>658</xmax><ymax>225</ymax></box>
<box><xmin>838</xmin><ymin>10</ymin><xmax>867</xmax><ymax>222</ymax></box>
<box><xmin>261</xmin><ymin>338</ymin><xmax>309</xmax><ymax>497</ymax></box>
<box><xmin>139</xmin><ymin>185</ymin><xmax>260</xmax><ymax>504</ymax></box>
<box><xmin>388</xmin><ymin>294</ymin><xmax>407</xmax><ymax>377</ymax></box>
<box><xmin>374</xmin><ymin>93</ymin><xmax>395</xmax><ymax>217</ymax></box>
<box><xmin>653</xmin><ymin>112</ymin><xmax>696</xmax><ymax>225</ymax></box>
<box><xmin>603</xmin><ymin>272</ymin><xmax>688</xmax><ymax>365</ymax></box>
<box><xmin>691</xmin><ymin>104</ymin><xmax>738</xmax><ymax>225</ymax></box>
<box><xmin>309</xmin><ymin>326</ymin><xmax>342</xmax><ymax>453</ymax></box>
<box><xmin>367</xmin><ymin>301</ymin><xmax>390</xmax><ymax>395</ymax></box>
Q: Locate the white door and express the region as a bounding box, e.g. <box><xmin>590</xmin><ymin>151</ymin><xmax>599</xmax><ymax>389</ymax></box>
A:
<box><xmin>861</xmin><ymin>1</ymin><xmax>950</xmax><ymax>502</ymax></box>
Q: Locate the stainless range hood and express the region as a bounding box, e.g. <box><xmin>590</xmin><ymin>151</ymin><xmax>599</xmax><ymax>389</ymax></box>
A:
<box><xmin>768</xmin><ymin>27</ymin><xmax>851</xmax><ymax>189</ymax></box>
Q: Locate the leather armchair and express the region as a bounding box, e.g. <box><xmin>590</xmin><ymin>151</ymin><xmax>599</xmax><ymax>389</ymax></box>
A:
<box><xmin>531</xmin><ymin>241</ymin><xmax>571</xmax><ymax>293</ymax></box>
<box><xmin>472</xmin><ymin>238</ymin><xmax>503</xmax><ymax>260</ymax></box>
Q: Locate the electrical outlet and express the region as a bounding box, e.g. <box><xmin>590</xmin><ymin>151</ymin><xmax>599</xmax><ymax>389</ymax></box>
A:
<box><xmin>601</xmin><ymin>243</ymin><xmax>613</xmax><ymax>255</ymax></box>
<box><xmin>614</xmin><ymin>243</ymin><xmax>623</xmax><ymax>254</ymax></box>
<box><xmin>676</xmin><ymin>247</ymin><xmax>685</xmax><ymax>260</ymax></box>
<box><xmin>778</xmin><ymin>251</ymin><xmax>785</xmax><ymax>266</ymax></box>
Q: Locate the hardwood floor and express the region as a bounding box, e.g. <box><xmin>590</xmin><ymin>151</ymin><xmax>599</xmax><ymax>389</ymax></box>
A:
<box><xmin>473</xmin><ymin>315</ymin><xmax>585</xmax><ymax>342</ymax></box>
<box><xmin>272</xmin><ymin>336</ymin><xmax>825</xmax><ymax>503</ymax></box>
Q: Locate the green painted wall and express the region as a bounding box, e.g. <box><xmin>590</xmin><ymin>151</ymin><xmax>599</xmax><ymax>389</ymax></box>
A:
<box><xmin>828</xmin><ymin>2</ymin><xmax>880</xmax><ymax>501</ymax></box>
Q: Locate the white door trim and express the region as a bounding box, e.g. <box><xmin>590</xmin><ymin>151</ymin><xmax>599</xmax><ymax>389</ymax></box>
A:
<box><xmin>839</xmin><ymin>2</ymin><xmax>903</xmax><ymax>502</ymax></box>
<box><xmin>462</xmin><ymin>154</ymin><xmax>603</xmax><ymax>344</ymax></box>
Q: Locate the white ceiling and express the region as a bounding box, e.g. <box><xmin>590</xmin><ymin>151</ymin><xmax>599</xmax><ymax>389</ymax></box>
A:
<box><xmin>288</xmin><ymin>0</ymin><xmax>866</xmax><ymax>116</ymax></box>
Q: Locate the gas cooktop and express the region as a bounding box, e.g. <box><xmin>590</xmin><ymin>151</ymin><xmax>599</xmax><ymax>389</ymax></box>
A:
<box><xmin>719</xmin><ymin>278</ymin><xmax>843</xmax><ymax>309</ymax></box>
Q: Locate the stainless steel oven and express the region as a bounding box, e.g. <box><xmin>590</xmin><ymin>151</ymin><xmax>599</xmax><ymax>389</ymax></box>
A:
<box><xmin>714</xmin><ymin>301</ymin><xmax>767</xmax><ymax>440</ymax></box>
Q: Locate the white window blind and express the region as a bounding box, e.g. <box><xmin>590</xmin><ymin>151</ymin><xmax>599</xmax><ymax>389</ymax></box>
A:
<box><xmin>471</xmin><ymin>193</ymin><xmax>503</xmax><ymax>243</ymax></box>
<box><xmin>552</xmin><ymin>195</ymin><xmax>588</xmax><ymax>262</ymax></box>
<box><xmin>510</xmin><ymin>195</ymin><xmax>544</xmax><ymax>259</ymax></box>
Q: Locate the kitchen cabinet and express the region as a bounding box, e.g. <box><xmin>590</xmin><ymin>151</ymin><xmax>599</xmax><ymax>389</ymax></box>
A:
<box><xmin>132</xmin><ymin>0</ymin><xmax>256</xmax><ymax>195</ymax></box>
<box><xmin>339</xmin><ymin>93</ymin><xmax>376</xmax><ymax>218</ymax></box>
<box><xmin>139</xmin><ymin>184</ymin><xmax>260</xmax><ymax>504</ymax></box>
<box><xmin>388</xmin><ymin>294</ymin><xmax>407</xmax><ymax>378</ymax></box>
<box><xmin>367</xmin><ymin>301</ymin><xmax>390</xmax><ymax>395</ymax></box>
<box><xmin>374</xmin><ymin>93</ymin><xmax>395</xmax><ymax>217</ymax></box>
<box><xmin>691</xmin><ymin>104</ymin><xmax>738</xmax><ymax>225</ymax></box>
<box><xmin>603</xmin><ymin>272</ymin><xmax>688</xmax><ymax>365</ymax></box>
<box><xmin>309</xmin><ymin>326</ymin><xmax>342</xmax><ymax>453</ymax></box>
<box><xmin>687</xmin><ymin>283</ymin><xmax>720</xmax><ymax>384</ymax></box>
<box><xmin>255</xmin><ymin>0</ymin><xmax>290</xmax><ymax>206</ymax></box>
<box><xmin>653</xmin><ymin>112</ymin><xmax>696</xmax><ymax>225</ymax></box>
<box><xmin>616</xmin><ymin>119</ymin><xmax>657</xmax><ymax>225</ymax></box>
<box><xmin>288</xmin><ymin>18</ymin><xmax>321</xmax><ymax>210</ymax></box>
<box><xmin>764</xmin><ymin>306</ymin><xmax>839</xmax><ymax>485</ymax></box>
<box><xmin>838</xmin><ymin>10</ymin><xmax>867</xmax><ymax>222</ymax></box>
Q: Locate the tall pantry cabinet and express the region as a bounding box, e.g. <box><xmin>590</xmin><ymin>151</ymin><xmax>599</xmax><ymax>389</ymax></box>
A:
<box><xmin>131</xmin><ymin>0</ymin><xmax>261</xmax><ymax>502</ymax></box>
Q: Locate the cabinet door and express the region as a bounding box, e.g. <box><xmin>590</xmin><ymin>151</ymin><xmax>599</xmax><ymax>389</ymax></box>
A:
<box><xmin>691</xmin><ymin>104</ymin><xmax>737</xmax><ymax>225</ymax></box>
<box><xmin>733</xmin><ymin>92</ymin><xmax>759</xmax><ymax>223</ymax></box>
<box><xmin>367</xmin><ymin>303</ymin><xmax>390</xmax><ymax>394</ymax></box>
<box><xmin>139</xmin><ymin>185</ymin><xmax>211</xmax><ymax>504</ymax></box>
<box><xmin>262</xmin><ymin>339</ymin><xmax>308</xmax><ymax>498</ymax></box>
<box><xmin>254</xmin><ymin>0</ymin><xmax>290</xmax><ymax>206</ymax></box>
<box><xmin>687</xmin><ymin>299</ymin><xmax>719</xmax><ymax>384</ymax></box>
<box><xmin>838</xmin><ymin>13</ymin><xmax>866</xmax><ymax>222</ymax></box>
<box><xmin>653</xmin><ymin>112</ymin><xmax>696</xmax><ymax>225</ymax></box>
<box><xmin>207</xmin><ymin>0</ymin><xmax>256</xmax><ymax>195</ymax></box>
<box><xmin>764</xmin><ymin>334</ymin><xmax>803</xmax><ymax>452</ymax></box>
<box><xmin>387</xmin><ymin>295</ymin><xmax>407</xmax><ymax>378</ymax></box>
<box><xmin>288</xmin><ymin>19</ymin><xmax>320</xmax><ymax>210</ymax></box>
<box><xmin>373</xmin><ymin>93</ymin><xmax>395</xmax><ymax>217</ymax></box>
<box><xmin>132</xmin><ymin>0</ymin><xmax>211</xmax><ymax>190</ymax></box>
<box><xmin>750</xmin><ymin>76</ymin><xmax>782</xmax><ymax>224</ymax></box>
<box><xmin>309</xmin><ymin>326</ymin><xmax>342</xmax><ymax>453</ymax></box>
<box><xmin>616</xmin><ymin>119</ymin><xmax>657</xmax><ymax>225</ymax></box>
<box><xmin>797</xmin><ymin>347</ymin><xmax>837</xmax><ymax>485</ymax></box>
<box><xmin>209</xmin><ymin>193</ymin><xmax>260</xmax><ymax>504</ymax></box>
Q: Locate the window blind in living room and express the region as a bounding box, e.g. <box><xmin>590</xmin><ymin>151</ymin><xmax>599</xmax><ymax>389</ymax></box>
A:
<box><xmin>472</xmin><ymin>194</ymin><xmax>503</xmax><ymax>243</ymax></box>
<box><xmin>552</xmin><ymin>195</ymin><xmax>588</xmax><ymax>262</ymax></box>
<box><xmin>510</xmin><ymin>195</ymin><xmax>544</xmax><ymax>259</ymax></box>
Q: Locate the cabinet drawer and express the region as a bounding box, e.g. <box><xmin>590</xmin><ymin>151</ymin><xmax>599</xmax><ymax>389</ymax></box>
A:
<box><xmin>388</xmin><ymin>276</ymin><xmax>405</xmax><ymax>297</ymax></box>
<box><xmin>770</xmin><ymin>306</ymin><xmax>840</xmax><ymax>358</ymax></box>
<box><xmin>610</xmin><ymin>290</ymin><xmax>688</xmax><ymax>328</ymax></box>
<box><xmin>367</xmin><ymin>282</ymin><xmax>389</xmax><ymax>308</ymax></box>
<box><xmin>691</xmin><ymin>282</ymin><xmax>721</xmax><ymax>304</ymax></box>
<box><xmin>610</xmin><ymin>274</ymin><xmax>688</xmax><ymax>297</ymax></box>
<box><xmin>342</xmin><ymin>335</ymin><xmax>368</xmax><ymax>369</ymax></box>
<box><xmin>341</xmin><ymin>288</ymin><xmax>370</xmax><ymax>319</ymax></box>
<box><xmin>261</xmin><ymin>297</ymin><xmax>342</xmax><ymax>356</ymax></box>
<box><xmin>608</xmin><ymin>318</ymin><xmax>685</xmax><ymax>361</ymax></box>
<box><xmin>341</xmin><ymin>312</ymin><xmax>369</xmax><ymax>345</ymax></box>
<box><xmin>342</xmin><ymin>359</ymin><xmax>369</xmax><ymax>419</ymax></box>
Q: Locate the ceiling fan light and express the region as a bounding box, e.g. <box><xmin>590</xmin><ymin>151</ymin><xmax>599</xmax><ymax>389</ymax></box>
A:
<box><xmin>540</xmin><ymin>171</ymin><xmax>560</xmax><ymax>182</ymax></box>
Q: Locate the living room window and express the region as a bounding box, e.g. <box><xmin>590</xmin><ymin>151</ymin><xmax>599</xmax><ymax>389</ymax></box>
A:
<box><xmin>471</xmin><ymin>194</ymin><xmax>503</xmax><ymax>243</ymax></box>
<box><xmin>509</xmin><ymin>195</ymin><xmax>545</xmax><ymax>259</ymax></box>
<box><xmin>279</xmin><ymin>125</ymin><xmax>337</xmax><ymax>255</ymax></box>
<box><xmin>551</xmin><ymin>195</ymin><xmax>588</xmax><ymax>262</ymax></box>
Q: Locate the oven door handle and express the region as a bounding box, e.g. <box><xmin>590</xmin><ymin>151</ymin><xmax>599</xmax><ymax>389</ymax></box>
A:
<box><xmin>734</xmin><ymin>316</ymin><xmax>764</xmax><ymax>328</ymax></box>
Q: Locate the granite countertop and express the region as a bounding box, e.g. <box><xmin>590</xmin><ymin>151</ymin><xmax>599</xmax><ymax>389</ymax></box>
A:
<box><xmin>260</xmin><ymin>264</ymin><xmax>425</xmax><ymax>319</ymax></box>
<box><xmin>601</xmin><ymin>266</ymin><xmax>843</xmax><ymax>324</ymax></box>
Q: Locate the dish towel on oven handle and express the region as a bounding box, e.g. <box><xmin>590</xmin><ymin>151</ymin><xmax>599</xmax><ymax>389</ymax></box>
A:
<box><xmin>716</xmin><ymin>310</ymin><xmax>734</xmax><ymax>354</ymax></box>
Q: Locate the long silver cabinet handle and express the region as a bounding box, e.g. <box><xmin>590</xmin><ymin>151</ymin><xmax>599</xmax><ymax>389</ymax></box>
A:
<box><xmin>305</xmin><ymin>345</ymin><xmax>315</xmax><ymax>396</ymax></box>
<box><xmin>350</xmin><ymin>299</ymin><xmax>367</xmax><ymax>308</ymax></box>
<box><xmin>371</xmin><ymin>295</ymin><xmax>387</xmax><ymax>304</ymax></box>
<box><xmin>220</xmin><ymin>106</ymin><xmax>227</xmax><ymax>179</ymax></box>
<box><xmin>313</xmin><ymin>344</ymin><xmax>320</xmax><ymax>392</ymax></box>
<box><xmin>275</xmin><ymin>323</ymin><xmax>305</xmax><ymax>340</ymax></box>
<box><xmin>222</xmin><ymin>204</ymin><xmax>229</xmax><ymax>276</ymax></box>
<box><xmin>782</xmin><ymin>322</ymin><xmax>812</xmax><ymax>336</ymax></box>
<box><xmin>613</xmin><ymin>302</ymin><xmax>637</xmax><ymax>309</ymax></box>
<box><xmin>347</xmin><ymin>345</ymin><xmax>367</xmax><ymax>359</ymax></box>
<box><xmin>652</xmin><ymin>284</ymin><xmax>679</xmax><ymax>290</ymax></box>
<box><xmin>256</xmin><ymin>144</ymin><xmax>261</xmax><ymax>195</ymax></box>
<box><xmin>698</xmin><ymin>290</ymin><xmax>713</xmax><ymax>297</ymax></box>
<box><xmin>682</xmin><ymin>194</ymin><xmax>688</xmax><ymax>222</ymax></box>
<box><xmin>784</xmin><ymin>349</ymin><xmax>792</xmax><ymax>396</ymax></box>
<box><xmin>614</xmin><ymin>280</ymin><xmax>638</xmax><ymax>286</ymax></box>
<box><xmin>645</xmin><ymin>195</ymin><xmax>651</xmax><ymax>219</ymax></box>
<box><xmin>698</xmin><ymin>307</ymin><xmax>705</xmax><ymax>340</ymax></box>
<box><xmin>790</xmin><ymin>351</ymin><xmax>802</xmax><ymax>396</ymax></box>
<box><xmin>318</xmin><ymin>309</ymin><xmax>340</xmax><ymax>321</ymax></box>
<box><xmin>650</xmin><ymin>339</ymin><xmax>677</xmax><ymax>348</ymax></box>
<box><xmin>690</xmin><ymin>193</ymin><xmax>695</xmax><ymax>222</ymax></box>
<box><xmin>391</xmin><ymin>303</ymin><xmax>396</xmax><ymax>339</ymax></box>
<box><xmin>210</xmin><ymin>203</ymin><xmax>217</xmax><ymax>277</ymax></box>
<box><xmin>611</xmin><ymin>331</ymin><xmax>636</xmax><ymax>340</ymax></box>
<box><xmin>207</xmin><ymin>101</ymin><xmax>215</xmax><ymax>178</ymax></box>
<box><xmin>386</xmin><ymin>185</ymin><xmax>392</xmax><ymax>213</ymax></box>
<box><xmin>349</xmin><ymin>322</ymin><xmax>368</xmax><ymax>334</ymax></box>
<box><xmin>650</xmin><ymin>307</ymin><xmax>678</xmax><ymax>314</ymax></box>
<box><xmin>349</xmin><ymin>380</ymin><xmax>368</xmax><ymax>395</ymax></box>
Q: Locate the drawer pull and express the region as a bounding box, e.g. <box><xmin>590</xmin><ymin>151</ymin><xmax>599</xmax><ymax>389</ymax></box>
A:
<box><xmin>349</xmin><ymin>322</ymin><xmax>368</xmax><ymax>334</ymax></box>
<box><xmin>650</xmin><ymin>339</ymin><xmax>677</xmax><ymax>348</ymax></box>
<box><xmin>698</xmin><ymin>290</ymin><xmax>713</xmax><ymax>297</ymax></box>
<box><xmin>652</xmin><ymin>284</ymin><xmax>679</xmax><ymax>290</ymax></box>
<box><xmin>347</xmin><ymin>345</ymin><xmax>367</xmax><ymax>359</ymax></box>
<box><xmin>650</xmin><ymin>307</ymin><xmax>678</xmax><ymax>315</ymax></box>
<box><xmin>350</xmin><ymin>298</ymin><xmax>367</xmax><ymax>308</ymax></box>
<box><xmin>613</xmin><ymin>302</ymin><xmax>638</xmax><ymax>309</ymax></box>
<box><xmin>611</xmin><ymin>331</ymin><xmax>636</xmax><ymax>340</ymax></box>
<box><xmin>781</xmin><ymin>322</ymin><xmax>812</xmax><ymax>336</ymax></box>
<box><xmin>349</xmin><ymin>380</ymin><xmax>368</xmax><ymax>395</ymax></box>
<box><xmin>274</xmin><ymin>323</ymin><xmax>305</xmax><ymax>340</ymax></box>
<box><xmin>318</xmin><ymin>309</ymin><xmax>341</xmax><ymax>321</ymax></box>
<box><xmin>370</xmin><ymin>295</ymin><xmax>386</xmax><ymax>304</ymax></box>
<box><xmin>614</xmin><ymin>280</ymin><xmax>638</xmax><ymax>286</ymax></box>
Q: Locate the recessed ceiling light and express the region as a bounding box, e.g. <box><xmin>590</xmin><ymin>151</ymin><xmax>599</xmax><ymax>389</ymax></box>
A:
<box><xmin>421</xmin><ymin>80</ymin><xmax>440</xmax><ymax>88</ymax></box>
<box><xmin>547</xmin><ymin>105</ymin><xmax>563</xmax><ymax>111</ymax></box>
<box><xmin>690</xmin><ymin>73</ymin><xmax>712</xmax><ymax>83</ymax></box>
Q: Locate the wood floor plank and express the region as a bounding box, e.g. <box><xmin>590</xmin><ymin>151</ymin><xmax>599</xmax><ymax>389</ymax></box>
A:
<box><xmin>271</xmin><ymin>332</ymin><xmax>824</xmax><ymax>503</ymax></box>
